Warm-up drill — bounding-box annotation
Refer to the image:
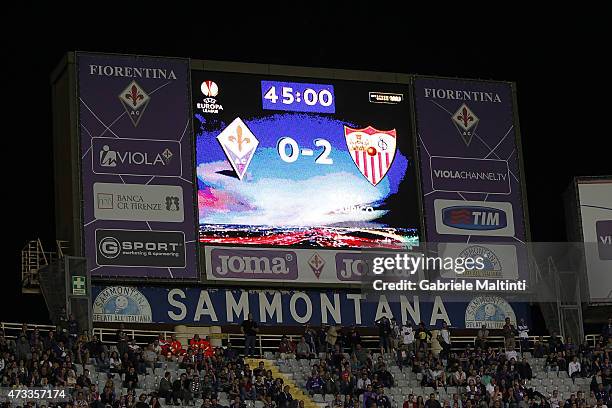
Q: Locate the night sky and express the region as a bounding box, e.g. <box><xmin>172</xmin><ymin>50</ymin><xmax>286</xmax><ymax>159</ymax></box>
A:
<box><xmin>2</xmin><ymin>5</ymin><xmax>609</xmax><ymax>323</ymax></box>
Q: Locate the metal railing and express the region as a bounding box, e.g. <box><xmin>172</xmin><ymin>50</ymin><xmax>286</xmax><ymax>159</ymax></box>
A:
<box><xmin>1</xmin><ymin>321</ymin><xmax>605</xmax><ymax>357</ymax></box>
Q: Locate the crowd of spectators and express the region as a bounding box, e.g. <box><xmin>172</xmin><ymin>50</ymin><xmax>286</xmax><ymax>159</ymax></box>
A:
<box><xmin>0</xmin><ymin>317</ymin><xmax>610</xmax><ymax>408</ymax></box>
<box><xmin>291</xmin><ymin>318</ymin><xmax>611</xmax><ymax>408</ymax></box>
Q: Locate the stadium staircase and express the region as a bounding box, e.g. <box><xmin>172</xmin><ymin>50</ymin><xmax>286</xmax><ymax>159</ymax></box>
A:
<box><xmin>245</xmin><ymin>358</ymin><xmax>323</xmax><ymax>408</ymax></box>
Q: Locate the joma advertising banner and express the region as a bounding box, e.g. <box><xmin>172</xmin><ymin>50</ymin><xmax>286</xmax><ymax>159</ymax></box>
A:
<box><xmin>413</xmin><ymin>78</ymin><xmax>528</xmax><ymax>279</ymax></box>
<box><xmin>77</xmin><ymin>53</ymin><xmax>197</xmax><ymax>279</ymax></box>
<box><xmin>92</xmin><ymin>285</ymin><xmax>529</xmax><ymax>329</ymax></box>
<box><xmin>204</xmin><ymin>246</ymin><xmax>425</xmax><ymax>284</ymax></box>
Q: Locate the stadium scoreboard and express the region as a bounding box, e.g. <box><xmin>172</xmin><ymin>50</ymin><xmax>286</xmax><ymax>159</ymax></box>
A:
<box><xmin>52</xmin><ymin>53</ymin><xmax>530</xmax><ymax>292</ymax></box>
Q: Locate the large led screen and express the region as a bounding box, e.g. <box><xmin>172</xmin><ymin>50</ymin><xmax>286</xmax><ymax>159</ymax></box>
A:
<box><xmin>193</xmin><ymin>71</ymin><xmax>421</xmax><ymax>249</ymax></box>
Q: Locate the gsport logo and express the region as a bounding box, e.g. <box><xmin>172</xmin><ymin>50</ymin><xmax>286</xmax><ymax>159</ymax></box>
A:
<box><xmin>95</xmin><ymin>229</ymin><xmax>186</xmax><ymax>268</ymax></box>
<box><xmin>434</xmin><ymin>199</ymin><xmax>515</xmax><ymax>237</ymax></box>
<box><xmin>99</xmin><ymin>237</ymin><xmax>121</xmax><ymax>259</ymax></box>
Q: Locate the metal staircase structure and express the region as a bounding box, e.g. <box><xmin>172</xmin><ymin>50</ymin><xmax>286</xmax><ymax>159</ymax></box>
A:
<box><xmin>530</xmin><ymin>248</ymin><xmax>585</xmax><ymax>343</ymax></box>
<box><xmin>20</xmin><ymin>240</ymin><xmax>69</xmax><ymax>294</ymax></box>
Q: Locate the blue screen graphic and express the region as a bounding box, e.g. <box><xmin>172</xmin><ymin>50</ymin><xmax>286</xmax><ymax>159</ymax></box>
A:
<box><xmin>193</xmin><ymin>72</ymin><xmax>420</xmax><ymax>249</ymax></box>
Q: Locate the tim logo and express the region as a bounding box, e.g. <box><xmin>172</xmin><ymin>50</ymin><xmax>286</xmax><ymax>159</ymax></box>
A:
<box><xmin>210</xmin><ymin>248</ymin><xmax>298</xmax><ymax>280</ymax></box>
<box><xmin>435</xmin><ymin>199</ymin><xmax>515</xmax><ymax>237</ymax></box>
<box><xmin>442</xmin><ymin>206</ymin><xmax>507</xmax><ymax>231</ymax></box>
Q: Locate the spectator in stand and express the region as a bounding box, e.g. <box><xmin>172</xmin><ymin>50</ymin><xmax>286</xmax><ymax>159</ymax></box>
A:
<box><xmin>190</xmin><ymin>333</ymin><xmax>205</xmax><ymax>351</ymax></box>
<box><xmin>191</xmin><ymin>373</ymin><xmax>202</xmax><ymax>399</ymax></box>
<box><xmin>376</xmin><ymin>317</ymin><xmax>392</xmax><ymax>356</ymax></box>
<box><xmin>548</xmin><ymin>332</ymin><xmax>565</xmax><ymax>354</ymax></box>
<box><xmin>391</xmin><ymin>318</ymin><xmax>400</xmax><ymax>352</ymax></box>
<box><xmin>276</xmin><ymin>384</ymin><xmax>293</xmax><ymax>408</ymax></box>
<box><xmin>377</xmin><ymin>387</ymin><xmax>391</xmax><ymax>408</ymax></box>
<box><xmin>230</xmin><ymin>395</ymin><xmax>246</xmax><ymax>408</ymax></box>
<box><xmin>134</xmin><ymin>393</ymin><xmax>149</xmax><ymax>408</ymax></box>
<box><xmin>278</xmin><ymin>335</ymin><xmax>295</xmax><ymax>358</ymax></box>
<box><xmin>475</xmin><ymin>325</ymin><xmax>489</xmax><ymax>350</ymax></box>
<box><xmin>569</xmin><ymin>356</ymin><xmax>582</xmax><ymax>383</ymax></box>
<box><xmin>109</xmin><ymin>350</ymin><xmax>122</xmax><ymax>374</ymax></box>
<box><xmin>142</xmin><ymin>345</ymin><xmax>157</xmax><ymax>370</ymax></box>
<box><xmin>326</xmin><ymin>325</ymin><xmax>340</xmax><ymax>353</ymax></box>
<box><xmin>438</xmin><ymin>322</ymin><xmax>451</xmax><ymax>360</ymax></box>
<box><xmin>158</xmin><ymin>371</ymin><xmax>173</xmax><ymax>404</ymax></box>
<box><xmin>348</xmin><ymin>326</ymin><xmax>362</xmax><ymax>353</ymax></box>
<box><xmin>157</xmin><ymin>333</ymin><xmax>170</xmax><ymax>356</ymax></box>
<box><xmin>306</xmin><ymin>371</ymin><xmax>325</xmax><ymax>395</ymax></box>
<box><xmin>363</xmin><ymin>384</ymin><xmax>377</xmax><ymax>408</ymax></box>
<box><xmin>173</xmin><ymin>372</ymin><xmax>192</xmax><ymax>405</ymax></box>
<box><xmin>518</xmin><ymin>318</ymin><xmax>530</xmax><ymax>353</ymax></box>
<box><xmin>416</xmin><ymin>322</ymin><xmax>431</xmax><ymax>353</ymax></box>
<box><xmin>374</xmin><ymin>362</ymin><xmax>394</xmax><ymax>388</ymax></box>
<box><xmin>304</xmin><ymin>324</ymin><xmax>317</xmax><ymax>354</ymax></box>
<box><xmin>398</xmin><ymin>322</ymin><xmax>415</xmax><ymax>369</ymax></box>
<box><xmin>503</xmin><ymin>318</ymin><xmax>518</xmax><ymax>351</ymax></box>
<box><xmin>169</xmin><ymin>334</ymin><xmax>184</xmax><ymax>356</ymax></box>
<box><xmin>296</xmin><ymin>336</ymin><xmax>313</xmax><ymax>360</ymax></box>
<box><xmin>241</xmin><ymin>313</ymin><xmax>259</xmax><ymax>357</ymax></box>
<box><xmin>452</xmin><ymin>366</ymin><xmax>467</xmax><ymax>387</ymax></box>
<box><xmin>67</xmin><ymin>314</ymin><xmax>79</xmax><ymax>346</ymax></box>
<box><xmin>123</xmin><ymin>366</ymin><xmax>139</xmax><ymax>390</ymax></box>
<box><xmin>603</xmin><ymin>318</ymin><xmax>612</xmax><ymax>343</ymax></box>
<box><xmin>425</xmin><ymin>393</ymin><xmax>442</xmax><ymax>408</ymax></box>
<box><xmin>400</xmin><ymin>322</ymin><xmax>415</xmax><ymax>351</ymax></box>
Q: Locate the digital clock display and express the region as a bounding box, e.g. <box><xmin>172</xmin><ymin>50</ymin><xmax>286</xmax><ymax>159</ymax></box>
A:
<box><xmin>261</xmin><ymin>81</ymin><xmax>335</xmax><ymax>113</ymax></box>
<box><xmin>193</xmin><ymin>70</ymin><xmax>420</xmax><ymax>249</ymax></box>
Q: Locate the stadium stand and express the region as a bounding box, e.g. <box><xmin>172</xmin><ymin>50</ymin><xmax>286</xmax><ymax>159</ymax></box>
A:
<box><xmin>0</xmin><ymin>322</ymin><xmax>610</xmax><ymax>408</ymax></box>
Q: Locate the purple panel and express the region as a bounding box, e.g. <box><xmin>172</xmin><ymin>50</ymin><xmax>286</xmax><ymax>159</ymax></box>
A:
<box><xmin>77</xmin><ymin>53</ymin><xmax>197</xmax><ymax>279</ymax></box>
<box><xmin>596</xmin><ymin>220</ymin><xmax>612</xmax><ymax>260</ymax></box>
<box><xmin>414</xmin><ymin>78</ymin><xmax>527</xmax><ymax>244</ymax></box>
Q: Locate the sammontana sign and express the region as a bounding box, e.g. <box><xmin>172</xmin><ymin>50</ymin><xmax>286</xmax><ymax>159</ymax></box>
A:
<box><xmin>92</xmin><ymin>286</ymin><xmax>526</xmax><ymax>328</ymax></box>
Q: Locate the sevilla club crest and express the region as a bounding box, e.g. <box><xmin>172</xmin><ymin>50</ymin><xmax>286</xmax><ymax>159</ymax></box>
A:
<box><xmin>344</xmin><ymin>126</ymin><xmax>397</xmax><ymax>186</ymax></box>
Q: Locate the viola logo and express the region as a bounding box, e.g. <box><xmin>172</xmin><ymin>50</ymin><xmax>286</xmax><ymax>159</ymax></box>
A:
<box><xmin>92</xmin><ymin>137</ymin><xmax>182</xmax><ymax>177</ymax></box>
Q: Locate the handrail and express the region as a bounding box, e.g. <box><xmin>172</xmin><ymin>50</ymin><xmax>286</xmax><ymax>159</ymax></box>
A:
<box><xmin>1</xmin><ymin>321</ymin><xmax>604</xmax><ymax>356</ymax></box>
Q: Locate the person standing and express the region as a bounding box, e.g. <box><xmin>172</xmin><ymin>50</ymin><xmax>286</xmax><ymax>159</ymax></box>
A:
<box><xmin>602</xmin><ymin>318</ymin><xmax>612</xmax><ymax>342</ymax></box>
<box><xmin>502</xmin><ymin>318</ymin><xmax>518</xmax><ymax>351</ymax></box>
<box><xmin>475</xmin><ymin>325</ymin><xmax>489</xmax><ymax>350</ymax></box>
<box><xmin>438</xmin><ymin>322</ymin><xmax>451</xmax><ymax>360</ymax></box>
<box><xmin>376</xmin><ymin>316</ymin><xmax>392</xmax><ymax>355</ymax></box>
<box><xmin>241</xmin><ymin>313</ymin><xmax>259</xmax><ymax>357</ymax></box>
<box><xmin>416</xmin><ymin>322</ymin><xmax>431</xmax><ymax>354</ymax></box>
<box><xmin>326</xmin><ymin>324</ymin><xmax>340</xmax><ymax>352</ymax></box>
<box><xmin>518</xmin><ymin>318</ymin><xmax>530</xmax><ymax>353</ymax></box>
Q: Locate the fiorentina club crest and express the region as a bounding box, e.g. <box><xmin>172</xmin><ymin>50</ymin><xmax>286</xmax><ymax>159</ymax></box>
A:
<box><xmin>308</xmin><ymin>252</ymin><xmax>325</xmax><ymax>279</ymax></box>
<box><xmin>217</xmin><ymin>117</ymin><xmax>259</xmax><ymax>180</ymax></box>
<box><xmin>452</xmin><ymin>103</ymin><xmax>479</xmax><ymax>146</ymax></box>
<box><xmin>344</xmin><ymin>125</ymin><xmax>397</xmax><ymax>186</ymax></box>
<box><xmin>118</xmin><ymin>80</ymin><xmax>150</xmax><ymax>127</ymax></box>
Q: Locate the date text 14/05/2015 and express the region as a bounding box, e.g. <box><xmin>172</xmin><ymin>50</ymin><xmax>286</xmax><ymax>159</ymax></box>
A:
<box><xmin>0</xmin><ymin>388</ymin><xmax>70</xmax><ymax>402</ymax></box>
